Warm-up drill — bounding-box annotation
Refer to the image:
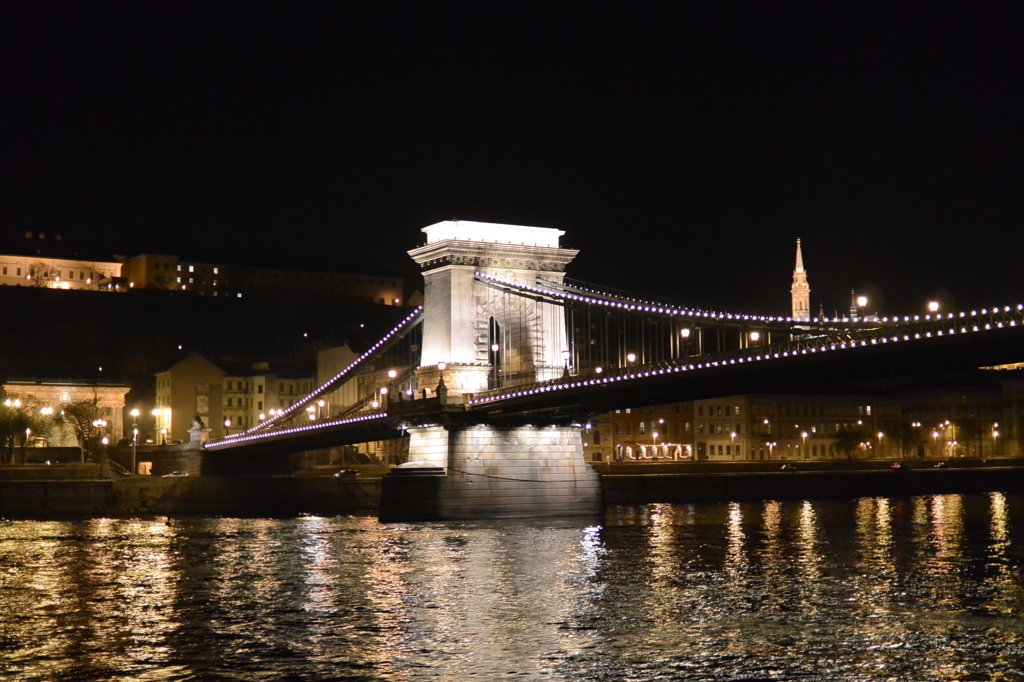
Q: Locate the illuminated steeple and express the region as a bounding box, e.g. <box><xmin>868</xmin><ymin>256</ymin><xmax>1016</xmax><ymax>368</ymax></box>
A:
<box><xmin>791</xmin><ymin>238</ymin><xmax>810</xmax><ymax>321</ymax></box>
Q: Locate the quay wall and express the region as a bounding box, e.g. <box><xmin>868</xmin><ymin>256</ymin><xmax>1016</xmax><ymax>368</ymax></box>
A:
<box><xmin>0</xmin><ymin>476</ymin><xmax>380</xmax><ymax>518</ymax></box>
<box><xmin>5</xmin><ymin>460</ymin><xmax>1024</xmax><ymax>519</ymax></box>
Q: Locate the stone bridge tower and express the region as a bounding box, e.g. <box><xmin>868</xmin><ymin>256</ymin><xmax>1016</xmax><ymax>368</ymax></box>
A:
<box><xmin>408</xmin><ymin>220</ymin><xmax>578</xmax><ymax>396</ymax></box>
<box><xmin>385</xmin><ymin>220</ymin><xmax>601</xmax><ymax>521</ymax></box>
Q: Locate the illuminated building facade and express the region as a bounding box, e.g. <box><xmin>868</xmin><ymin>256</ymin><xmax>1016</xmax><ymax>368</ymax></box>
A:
<box><xmin>0</xmin><ymin>232</ymin><xmax>122</xmax><ymax>290</ymax></box>
<box><xmin>123</xmin><ymin>253</ymin><xmax>405</xmax><ymax>305</ymax></box>
<box><xmin>1</xmin><ymin>379</ymin><xmax>129</xmax><ymax>445</ymax></box>
<box><xmin>155</xmin><ymin>353</ymin><xmax>313</xmax><ymax>442</ymax></box>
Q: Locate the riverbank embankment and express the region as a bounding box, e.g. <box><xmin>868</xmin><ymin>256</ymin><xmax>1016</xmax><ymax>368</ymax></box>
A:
<box><xmin>3</xmin><ymin>459</ymin><xmax>1024</xmax><ymax>519</ymax></box>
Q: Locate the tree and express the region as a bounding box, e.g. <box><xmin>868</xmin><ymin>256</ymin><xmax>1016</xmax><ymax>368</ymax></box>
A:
<box><xmin>0</xmin><ymin>396</ymin><xmax>49</xmax><ymax>464</ymax></box>
<box><xmin>55</xmin><ymin>400</ymin><xmax>103</xmax><ymax>458</ymax></box>
<box><xmin>834</xmin><ymin>426</ymin><xmax>868</xmax><ymax>460</ymax></box>
<box><xmin>26</xmin><ymin>260</ymin><xmax>58</xmax><ymax>288</ymax></box>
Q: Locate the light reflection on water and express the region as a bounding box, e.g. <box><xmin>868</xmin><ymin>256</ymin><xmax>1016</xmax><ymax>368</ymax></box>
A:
<box><xmin>3</xmin><ymin>494</ymin><xmax>1024</xmax><ymax>680</ymax></box>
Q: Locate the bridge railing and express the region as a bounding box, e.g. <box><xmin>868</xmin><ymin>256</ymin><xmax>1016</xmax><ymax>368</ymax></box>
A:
<box><xmin>466</xmin><ymin>303</ymin><xmax>1024</xmax><ymax>407</ymax></box>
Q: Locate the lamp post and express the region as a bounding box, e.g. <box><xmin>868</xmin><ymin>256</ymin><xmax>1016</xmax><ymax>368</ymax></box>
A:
<box><xmin>801</xmin><ymin>431</ymin><xmax>808</xmax><ymax>460</ymax></box>
<box><xmin>877</xmin><ymin>431</ymin><xmax>884</xmax><ymax>458</ymax></box>
<box><xmin>730</xmin><ymin>431</ymin><xmax>737</xmax><ymax>460</ymax></box>
<box><xmin>130</xmin><ymin>408</ymin><xmax>140</xmax><ymax>475</ymax></box>
<box><xmin>151</xmin><ymin>408</ymin><xmax>161</xmax><ymax>443</ymax></box>
<box><xmin>767</xmin><ymin>441</ymin><xmax>776</xmax><ymax>459</ymax></box>
<box><xmin>91</xmin><ymin>419</ymin><xmax>107</xmax><ymax>463</ymax></box>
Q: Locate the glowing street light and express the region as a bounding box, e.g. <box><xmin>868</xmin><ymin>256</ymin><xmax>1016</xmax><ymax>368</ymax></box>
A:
<box><xmin>801</xmin><ymin>431</ymin><xmax>808</xmax><ymax>459</ymax></box>
<box><xmin>857</xmin><ymin>295</ymin><xmax>868</xmax><ymax>308</ymax></box>
<box><xmin>626</xmin><ymin>353</ymin><xmax>636</xmax><ymax>363</ymax></box>
<box><xmin>130</xmin><ymin>408</ymin><xmax>140</xmax><ymax>474</ymax></box>
<box><xmin>928</xmin><ymin>301</ymin><xmax>940</xmax><ymax>313</ymax></box>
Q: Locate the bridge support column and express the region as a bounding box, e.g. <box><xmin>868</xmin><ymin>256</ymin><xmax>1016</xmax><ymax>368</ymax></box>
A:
<box><xmin>380</xmin><ymin>425</ymin><xmax>602</xmax><ymax>521</ymax></box>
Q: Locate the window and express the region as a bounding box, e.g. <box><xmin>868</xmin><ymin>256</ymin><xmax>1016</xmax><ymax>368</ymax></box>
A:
<box><xmin>177</xmin><ymin>265</ymin><xmax>181</xmax><ymax>272</ymax></box>
<box><xmin>189</xmin><ymin>265</ymin><xmax>194</xmax><ymax>273</ymax></box>
<box><xmin>258</xmin><ymin>385</ymin><xmax>263</xmax><ymax>393</ymax></box>
<box><xmin>2</xmin><ymin>267</ymin><xmax>5</xmax><ymax>275</ymax></box>
<box><xmin>177</xmin><ymin>277</ymin><xmax>181</xmax><ymax>283</ymax></box>
<box><xmin>866</xmin><ymin>405</ymin><xmax>872</xmax><ymax>416</ymax></box>
<box><xmin>593</xmin><ymin>431</ymin><xmax>601</xmax><ymax>445</ymax></box>
<box><xmin>227</xmin><ymin>398</ymin><xmax>233</xmax><ymax>407</ymax></box>
<box><xmin>639</xmin><ymin>422</ymin><xmax>646</xmax><ymax>434</ymax></box>
<box><xmin>69</xmin><ymin>271</ymin><xmax>74</xmax><ymax>279</ymax></box>
<box><xmin>698</xmin><ymin>406</ymin><xmax>703</xmax><ymax>416</ymax></box>
<box><xmin>734</xmin><ymin>406</ymin><xmax>740</xmax><ymax>416</ymax></box>
<box><xmin>258</xmin><ymin>401</ymin><xmax>263</xmax><ymax>410</ymax></box>
<box><xmin>16</xmin><ymin>268</ymin><xmax>21</xmax><ymax>276</ymax></box>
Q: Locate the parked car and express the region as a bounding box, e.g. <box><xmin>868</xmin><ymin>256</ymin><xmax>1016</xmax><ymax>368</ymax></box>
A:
<box><xmin>890</xmin><ymin>462</ymin><xmax>908</xmax><ymax>470</ymax></box>
<box><xmin>162</xmin><ymin>471</ymin><xmax>189</xmax><ymax>478</ymax></box>
<box><xmin>780</xmin><ymin>464</ymin><xmax>796</xmax><ymax>471</ymax></box>
<box><xmin>933</xmin><ymin>462</ymin><xmax>947</xmax><ymax>468</ymax></box>
<box><xmin>334</xmin><ymin>469</ymin><xmax>360</xmax><ymax>479</ymax></box>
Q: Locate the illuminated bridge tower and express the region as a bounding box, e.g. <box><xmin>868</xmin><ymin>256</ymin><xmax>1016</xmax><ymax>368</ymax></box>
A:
<box><xmin>791</xmin><ymin>238</ymin><xmax>810</xmax><ymax>321</ymax></box>
<box><xmin>382</xmin><ymin>221</ymin><xmax>602</xmax><ymax>521</ymax></box>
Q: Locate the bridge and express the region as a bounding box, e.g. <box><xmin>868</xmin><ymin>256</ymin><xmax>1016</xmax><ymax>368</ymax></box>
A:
<box><xmin>203</xmin><ymin>220</ymin><xmax>1024</xmax><ymax>520</ymax></box>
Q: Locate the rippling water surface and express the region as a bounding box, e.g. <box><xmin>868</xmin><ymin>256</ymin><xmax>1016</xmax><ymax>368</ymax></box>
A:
<box><xmin>3</xmin><ymin>494</ymin><xmax>1024</xmax><ymax>680</ymax></box>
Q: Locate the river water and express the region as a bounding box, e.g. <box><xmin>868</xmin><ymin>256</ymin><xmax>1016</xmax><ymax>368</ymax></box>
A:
<box><xmin>3</xmin><ymin>494</ymin><xmax>1024</xmax><ymax>681</ymax></box>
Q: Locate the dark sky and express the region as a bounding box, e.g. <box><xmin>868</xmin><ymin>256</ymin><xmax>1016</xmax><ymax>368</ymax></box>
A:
<box><xmin>3</xmin><ymin>2</ymin><xmax>1024</xmax><ymax>314</ymax></box>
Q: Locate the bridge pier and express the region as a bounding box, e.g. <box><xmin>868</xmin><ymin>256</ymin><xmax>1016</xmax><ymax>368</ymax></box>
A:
<box><xmin>379</xmin><ymin>424</ymin><xmax>602</xmax><ymax>521</ymax></box>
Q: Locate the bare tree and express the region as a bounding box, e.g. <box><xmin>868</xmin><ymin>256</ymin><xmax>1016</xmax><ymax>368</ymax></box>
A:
<box><xmin>26</xmin><ymin>260</ymin><xmax>58</xmax><ymax>288</ymax></box>
<box><xmin>0</xmin><ymin>396</ymin><xmax>48</xmax><ymax>464</ymax></box>
<box><xmin>56</xmin><ymin>400</ymin><xmax>103</xmax><ymax>457</ymax></box>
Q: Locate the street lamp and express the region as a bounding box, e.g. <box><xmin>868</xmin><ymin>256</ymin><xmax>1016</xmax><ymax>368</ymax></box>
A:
<box><xmin>767</xmin><ymin>441</ymin><xmax>776</xmax><ymax>459</ymax></box>
<box><xmin>730</xmin><ymin>431</ymin><xmax>737</xmax><ymax>460</ymax></box>
<box><xmin>928</xmin><ymin>301</ymin><xmax>940</xmax><ymax>313</ymax></box>
<box><xmin>877</xmin><ymin>431</ymin><xmax>884</xmax><ymax>458</ymax></box>
<box><xmin>130</xmin><ymin>408</ymin><xmax>140</xmax><ymax>475</ymax></box>
<box><xmin>801</xmin><ymin>431</ymin><xmax>808</xmax><ymax>459</ymax></box>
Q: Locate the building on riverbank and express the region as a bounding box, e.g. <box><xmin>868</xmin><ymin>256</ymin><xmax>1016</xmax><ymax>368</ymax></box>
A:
<box><xmin>155</xmin><ymin>353</ymin><xmax>314</xmax><ymax>442</ymax></box>
<box><xmin>582</xmin><ymin>375</ymin><xmax>1024</xmax><ymax>463</ymax></box>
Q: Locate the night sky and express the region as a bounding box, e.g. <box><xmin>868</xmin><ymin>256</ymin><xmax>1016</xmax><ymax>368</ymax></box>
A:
<box><xmin>4</xmin><ymin>2</ymin><xmax>1024</xmax><ymax>315</ymax></box>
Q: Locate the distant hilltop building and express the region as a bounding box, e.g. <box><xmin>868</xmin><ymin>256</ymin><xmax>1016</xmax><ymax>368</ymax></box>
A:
<box><xmin>0</xmin><ymin>231</ymin><xmax>123</xmax><ymax>290</ymax></box>
<box><xmin>790</xmin><ymin>238</ymin><xmax>810</xmax><ymax>321</ymax></box>
<box><xmin>0</xmin><ymin>232</ymin><xmax>405</xmax><ymax>305</ymax></box>
<box><xmin>121</xmin><ymin>253</ymin><xmax>405</xmax><ymax>305</ymax></box>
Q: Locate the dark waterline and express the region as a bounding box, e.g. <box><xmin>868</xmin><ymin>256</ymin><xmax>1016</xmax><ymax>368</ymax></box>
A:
<box><xmin>3</xmin><ymin>494</ymin><xmax>1024</xmax><ymax>681</ymax></box>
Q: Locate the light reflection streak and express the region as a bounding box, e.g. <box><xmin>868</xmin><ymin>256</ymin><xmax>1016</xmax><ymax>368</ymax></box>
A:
<box><xmin>986</xmin><ymin>492</ymin><xmax>1015</xmax><ymax>614</ymax></box>
<box><xmin>725</xmin><ymin>502</ymin><xmax>746</xmax><ymax>577</ymax></box>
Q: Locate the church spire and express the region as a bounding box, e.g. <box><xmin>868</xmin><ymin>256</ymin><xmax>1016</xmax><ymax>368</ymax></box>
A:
<box><xmin>791</xmin><ymin>238</ymin><xmax>810</xmax><ymax>321</ymax></box>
